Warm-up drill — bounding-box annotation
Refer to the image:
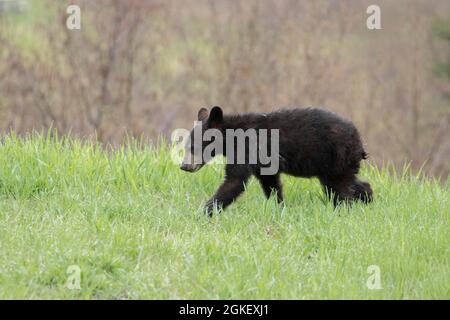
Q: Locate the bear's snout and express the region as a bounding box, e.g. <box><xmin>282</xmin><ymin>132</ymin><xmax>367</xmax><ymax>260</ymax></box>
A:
<box><xmin>180</xmin><ymin>163</ymin><xmax>201</xmax><ymax>172</ymax></box>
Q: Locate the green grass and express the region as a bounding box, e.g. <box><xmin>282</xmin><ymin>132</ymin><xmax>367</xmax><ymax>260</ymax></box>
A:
<box><xmin>0</xmin><ymin>132</ymin><xmax>448</xmax><ymax>299</ymax></box>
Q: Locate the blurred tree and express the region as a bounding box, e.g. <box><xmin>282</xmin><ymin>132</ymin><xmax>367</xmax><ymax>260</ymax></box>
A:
<box><xmin>425</xmin><ymin>17</ymin><xmax>450</xmax><ymax>176</ymax></box>
<box><xmin>0</xmin><ymin>0</ymin><xmax>449</xmax><ymax>177</ymax></box>
<box><xmin>433</xmin><ymin>18</ymin><xmax>450</xmax><ymax>81</ymax></box>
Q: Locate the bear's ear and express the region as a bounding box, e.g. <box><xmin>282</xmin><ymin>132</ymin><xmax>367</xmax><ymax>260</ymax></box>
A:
<box><xmin>197</xmin><ymin>107</ymin><xmax>209</xmax><ymax>121</ymax></box>
<box><xmin>208</xmin><ymin>106</ymin><xmax>223</xmax><ymax>127</ymax></box>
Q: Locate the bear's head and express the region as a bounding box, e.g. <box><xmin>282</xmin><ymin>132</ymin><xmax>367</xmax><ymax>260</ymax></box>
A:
<box><xmin>180</xmin><ymin>106</ymin><xmax>223</xmax><ymax>172</ymax></box>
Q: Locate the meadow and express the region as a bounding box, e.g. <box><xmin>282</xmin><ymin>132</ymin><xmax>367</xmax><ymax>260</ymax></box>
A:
<box><xmin>0</xmin><ymin>132</ymin><xmax>448</xmax><ymax>299</ymax></box>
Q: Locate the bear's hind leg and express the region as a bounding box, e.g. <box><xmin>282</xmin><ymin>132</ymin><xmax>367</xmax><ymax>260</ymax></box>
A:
<box><xmin>320</xmin><ymin>174</ymin><xmax>372</xmax><ymax>206</ymax></box>
<box><xmin>320</xmin><ymin>174</ymin><xmax>357</xmax><ymax>206</ymax></box>
<box><xmin>350</xmin><ymin>179</ymin><xmax>373</xmax><ymax>203</ymax></box>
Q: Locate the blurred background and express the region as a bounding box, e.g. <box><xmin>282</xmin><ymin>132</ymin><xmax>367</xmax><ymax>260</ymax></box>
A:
<box><xmin>0</xmin><ymin>0</ymin><xmax>449</xmax><ymax>178</ymax></box>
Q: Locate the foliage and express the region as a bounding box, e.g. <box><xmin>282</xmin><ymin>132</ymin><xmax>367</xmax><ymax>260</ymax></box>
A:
<box><xmin>0</xmin><ymin>133</ymin><xmax>448</xmax><ymax>299</ymax></box>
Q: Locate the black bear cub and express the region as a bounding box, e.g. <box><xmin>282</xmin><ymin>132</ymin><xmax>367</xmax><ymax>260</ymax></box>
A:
<box><xmin>181</xmin><ymin>106</ymin><xmax>372</xmax><ymax>215</ymax></box>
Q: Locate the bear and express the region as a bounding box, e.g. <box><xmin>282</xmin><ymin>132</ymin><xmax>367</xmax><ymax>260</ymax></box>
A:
<box><xmin>180</xmin><ymin>106</ymin><xmax>373</xmax><ymax>215</ymax></box>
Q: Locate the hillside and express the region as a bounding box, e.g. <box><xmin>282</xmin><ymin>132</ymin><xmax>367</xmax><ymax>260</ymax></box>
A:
<box><xmin>0</xmin><ymin>133</ymin><xmax>448</xmax><ymax>299</ymax></box>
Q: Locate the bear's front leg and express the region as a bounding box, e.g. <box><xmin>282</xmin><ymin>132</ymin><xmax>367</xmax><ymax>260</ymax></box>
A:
<box><xmin>256</xmin><ymin>174</ymin><xmax>284</xmax><ymax>203</ymax></box>
<box><xmin>205</xmin><ymin>165</ymin><xmax>251</xmax><ymax>216</ymax></box>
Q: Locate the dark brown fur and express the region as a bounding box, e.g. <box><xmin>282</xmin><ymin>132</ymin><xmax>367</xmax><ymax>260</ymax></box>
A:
<box><xmin>181</xmin><ymin>106</ymin><xmax>373</xmax><ymax>215</ymax></box>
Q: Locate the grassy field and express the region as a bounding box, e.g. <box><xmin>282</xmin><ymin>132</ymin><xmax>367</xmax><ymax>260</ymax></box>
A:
<box><xmin>0</xmin><ymin>133</ymin><xmax>448</xmax><ymax>299</ymax></box>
